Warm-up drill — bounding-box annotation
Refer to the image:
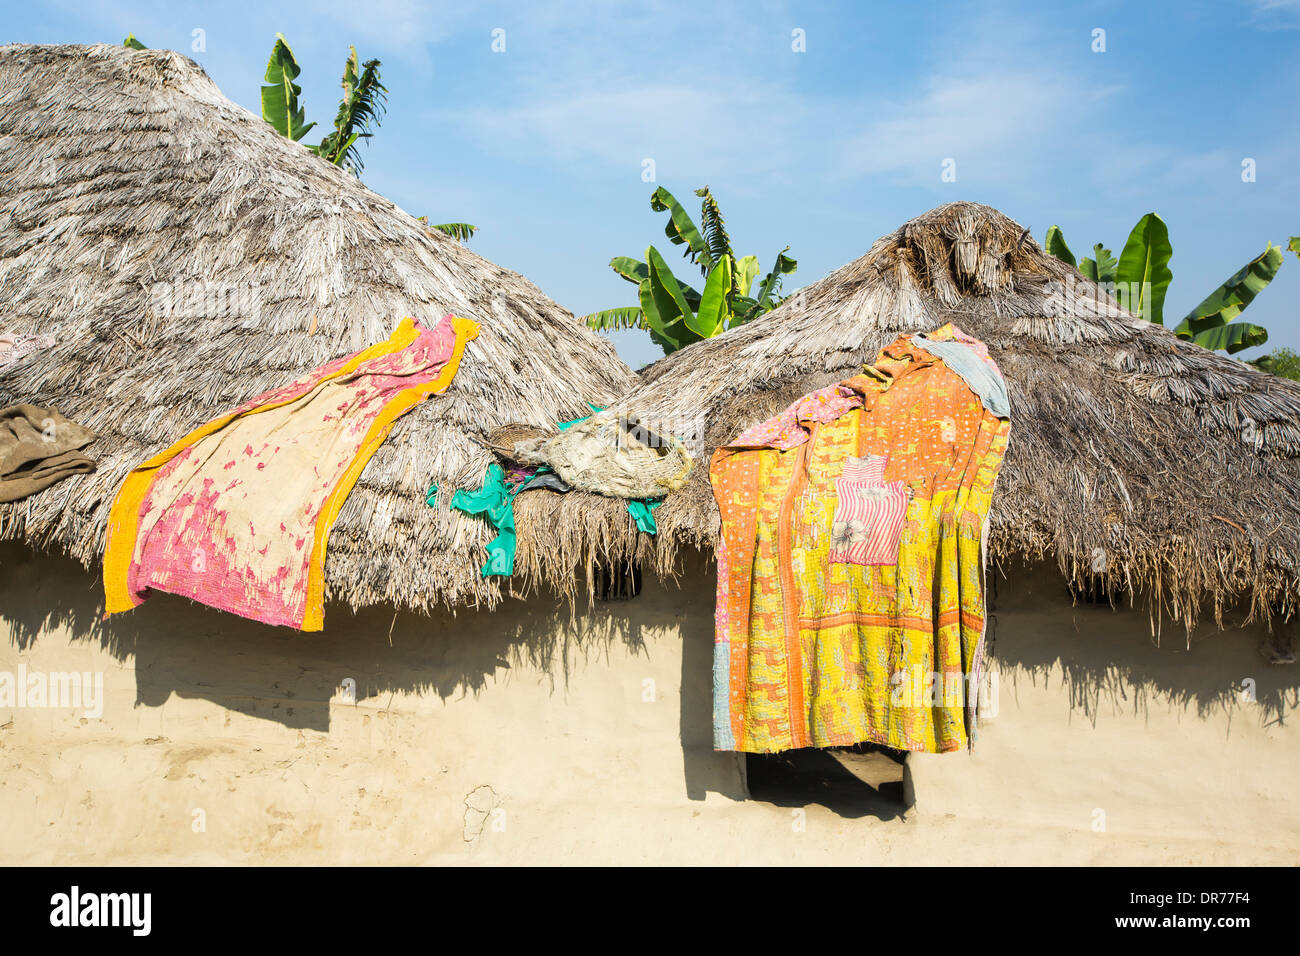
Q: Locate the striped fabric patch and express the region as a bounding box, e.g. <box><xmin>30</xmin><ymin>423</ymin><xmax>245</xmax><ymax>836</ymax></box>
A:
<box><xmin>829</xmin><ymin>455</ymin><xmax>910</xmax><ymax>566</ymax></box>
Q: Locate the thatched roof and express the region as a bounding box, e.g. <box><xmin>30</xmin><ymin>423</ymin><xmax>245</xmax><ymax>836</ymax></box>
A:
<box><xmin>618</xmin><ymin>201</ymin><xmax>1300</xmax><ymax>630</ymax></box>
<box><xmin>0</xmin><ymin>43</ymin><xmax>638</xmax><ymax>613</ymax></box>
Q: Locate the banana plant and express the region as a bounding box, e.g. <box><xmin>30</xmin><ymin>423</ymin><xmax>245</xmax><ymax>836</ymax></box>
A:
<box><xmin>417</xmin><ymin>217</ymin><xmax>478</xmax><ymax>243</ymax></box>
<box><xmin>582</xmin><ymin>186</ymin><xmax>796</xmax><ymax>354</ymax></box>
<box><xmin>261</xmin><ymin>34</ymin><xmax>316</xmax><ymax>144</ymax></box>
<box><xmin>313</xmin><ymin>47</ymin><xmax>387</xmax><ymax>175</ymax></box>
<box><xmin>1045</xmin><ymin>214</ymin><xmax>1296</xmax><ymax>356</ymax></box>
<box><xmin>253</xmin><ymin>35</ymin><xmax>474</xmax><ymax>240</ymax></box>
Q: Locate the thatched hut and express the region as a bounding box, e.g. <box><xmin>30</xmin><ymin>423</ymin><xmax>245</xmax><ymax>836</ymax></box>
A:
<box><xmin>0</xmin><ymin>42</ymin><xmax>645</xmax><ymax>609</ymax></box>
<box><xmin>602</xmin><ymin>200</ymin><xmax>1300</xmax><ymax>852</ymax></box>
<box><xmin>0</xmin><ymin>44</ymin><xmax>745</xmax><ymax>864</ymax></box>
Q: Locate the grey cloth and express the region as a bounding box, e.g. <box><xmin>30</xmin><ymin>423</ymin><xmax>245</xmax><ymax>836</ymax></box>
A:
<box><xmin>519</xmin><ymin>472</ymin><xmax>571</xmax><ymax>494</ymax></box>
<box><xmin>913</xmin><ymin>334</ymin><xmax>1010</xmax><ymax>418</ymax></box>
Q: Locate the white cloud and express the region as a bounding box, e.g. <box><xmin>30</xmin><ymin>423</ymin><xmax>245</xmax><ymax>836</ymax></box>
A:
<box><xmin>297</xmin><ymin>0</ymin><xmax>472</xmax><ymax>70</ymax></box>
<box><xmin>1249</xmin><ymin>0</ymin><xmax>1300</xmax><ymax>28</ymax></box>
<box><xmin>430</xmin><ymin>80</ymin><xmax>820</xmax><ymax>183</ymax></box>
<box><xmin>833</xmin><ymin>69</ymin><xmax>1099</xmax><ymax>186</ymax></box>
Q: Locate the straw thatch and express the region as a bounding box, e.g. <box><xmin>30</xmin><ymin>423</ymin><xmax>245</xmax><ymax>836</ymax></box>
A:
<box><xmin>0</xmin><ymin>43</ymin><xmax>640</xmax><ymax>614</ymax></box>
<box><xmin>619</xmin><ymin>201</ymin><xmax>1300</xmax><ymax>630</ymax></box>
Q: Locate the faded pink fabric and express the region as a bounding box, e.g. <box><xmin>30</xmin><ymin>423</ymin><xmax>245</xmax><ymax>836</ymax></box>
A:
<box><xmin>828</xmin><ymin>454</ymin><xmax>910</xmax><ymax>565</ymax></box>
<box><xmin>942</xmin><ymin>325</ymin><xmax>998</xmax><ymax>366</ymax></box>
<box><xmin>124</xmin><ymin>316</ymin><xmax>464</xmax><ymax>628</ymax></box>
<box><xmin>732</xmin><ymin>383</ymin><xmax>864</xmax><ymax>450</ymax></box>
<box><xmin>731</xmin><ymin>324</ymin><xmax>994</xmax><ymax>453</ymax></box>
<box><xmin>0</xmin><ymin>333</ymin><xmax>56</xmax><ymax>373</ymax></box>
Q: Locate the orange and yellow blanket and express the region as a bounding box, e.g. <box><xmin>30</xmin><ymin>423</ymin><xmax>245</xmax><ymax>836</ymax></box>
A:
<box><xmin>710</xmin><ymin>325</ymin><xmax>1009</xmax><ymax>753</ymax></box>
<box><xmin>104</xmin><ymin>315</ymin><xmax>477</xmax><ymax>631</ymax></box>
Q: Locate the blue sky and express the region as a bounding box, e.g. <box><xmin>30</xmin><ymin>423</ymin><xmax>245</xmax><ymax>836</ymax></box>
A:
<box><xmin>12</xmin><ymin>0</ymin><xmax>1300</xmax><ymax>368</ymax></box>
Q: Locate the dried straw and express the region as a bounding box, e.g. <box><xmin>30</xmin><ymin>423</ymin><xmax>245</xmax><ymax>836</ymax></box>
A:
<box><xmin>0</xmin><ymin>43</ymin><xmax>637</xmax><ymax>613</ymax></box>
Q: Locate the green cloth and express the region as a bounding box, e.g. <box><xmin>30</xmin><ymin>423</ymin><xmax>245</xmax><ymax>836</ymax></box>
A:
<box><xmin>626</xmin><ymin>498</ymin><xmax>662</xmax><ymax>534</ymax></box>
<box><xmin>427</xmin><ymin>463</ymin><xmax>522</xmax><ymax>577</ymax></box>
<box><xmin>429</xmin><ymin>406</ymin><xmax>664</xmax><ymax>578</ymax></box>
<box><xmin>557</xmin><ymin>403</ymin><xmax>603</xmax><ymax>430</ymax></box>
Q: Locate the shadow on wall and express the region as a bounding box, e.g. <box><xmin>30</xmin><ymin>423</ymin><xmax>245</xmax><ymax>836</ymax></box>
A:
<box><xmin>669</xmin><ymin>550</ymin><xmax>748</xmax><ymax>800</ymax></box>
<box><xmin>0</xmin><ymin>540</ymin><xmax>658</xmax><ymax>726</ymax></box>
<box><xmin>986</xmin><ymin>559</ymin><xmax>1300</xmax><ymax>730</ymax></box>
<box><xmin>7</xmin><ymin>539</ymin><xmax>1294</xmax><ymax>805</ymax></box>
<box><xmin>0</xmin><ymin>540</ymin><xmax>748</xmax><ymax>802</ymax></box>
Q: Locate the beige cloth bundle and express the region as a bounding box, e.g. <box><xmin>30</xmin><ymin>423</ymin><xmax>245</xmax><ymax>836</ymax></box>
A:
<box><xmin>512</xmin><ymin>411</ymin><xmax>693</xmax><ymax>499</ymax></box>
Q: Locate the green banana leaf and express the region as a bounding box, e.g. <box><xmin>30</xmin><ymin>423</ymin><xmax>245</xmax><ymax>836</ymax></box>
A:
<box><xmin>1177</xmin><ymin>244</ymin><xmax>1285</xmax><ymax>336</ymax></box>
<box><xmin>262</xmin><ymin>34</ymin><xmax>316</xmax><ymax>143</ymax></box>
<box><xmin>609</xmin><ymin>256</ymin><xmax>650</xmax><ymax>285</ymax></box>
<box><xmin>609</xmin><ymin>256</ymin><xmax>700</xmax><ymax>302</ymax></box>
<box><xmin>582</xmin><ymin>307</ymin><xmax>646</xmax><ymax>331</ymax></box>
<box><xmin>1079</xmin><ymin>244</ymin><xmax>1117</xmax><ymax>286</ymax></box>
<box><xmin>695</xmin><ymin>187</ymin><xmax>734</xmax><ymax>270</ymax></box>
<box><xmin>123</xmin><ymin>34</ymin><xmax>146</xmax><ymax>50</ymax></box>
<box><xmin>1044</xmin><ymin>225</ymin><xmax>1076</xmax><ymax>267</ymax></box>
<box><xmin>315</xmin><ymin>132</ymin><xmax>359</xmax><ymax>164</ymax></box>
<box><xmin>691</xmin><ymin>257</ymin><xmax>731</xmax><ymax>339</ymax></box>
<box><xmin>1115</xmin><ymin>213</ymin><xmax>1173</xmax><ymax>324</ymax></box>
<box><xmin>424</xmin><ymin>222</ymin><xmax>477</xmax><ymax>241</ymax></box>
<box><xmin>1288</xmin><ymin>237</ymin><xmax>1300</xmax><ymax>259</ymax></box>
<box><xmin>750</xmin><ymin>247</ymin><xmax>797</xmax><ymax>312</ymax></box>
<box><xmin>650</xmin><ymin>188</ymin><xmax>712</xmax><ymax>274</ymax></box>
<box><xmin>645</xmin><ymin>246</ymin><xmax>694</xmax><ymax>327</ymax></box>
<box><xmin>1093</xmin><ymin>244</ymin><xmax>1118</xmax><ymax>285</ymax></box>
<box><xmin>1189</xmin><ymin>322</ymin><xmax>1268</xmax><ymax>355</ymax></box>
<box><xmin>638</xmin><ymin>278</ymin><xmax>687</xmax><ymax>353</ymax></box>
<box><xmin>729</xmin><ymin>295</ymin><xmax>759</xmax><ymax>320</ymax></box>
<box><xmin>734</xmin><ymin>255</ymin><xmax>760</xmax><ymax>298</ymax></box>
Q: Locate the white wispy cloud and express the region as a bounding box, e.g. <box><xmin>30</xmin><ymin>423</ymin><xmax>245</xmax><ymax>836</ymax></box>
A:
<box><xmin>824</xmin><ymin>6</ymin><xmax>1116</xmax><ymax>191</ymax></box>
<box><xmin>1248</xmin><ymin>0</ymin><xmax>1300</xmax><ymax>29</ymax></box>
<box><xmin>430</xmin><ymin>79</ymin><xmax>823</xmax><ymax>184</ymax></box>
<box><xmin>833</xmin><ymin>69</ymin><xmax>1100</xmax><ymax>186</ymax></box>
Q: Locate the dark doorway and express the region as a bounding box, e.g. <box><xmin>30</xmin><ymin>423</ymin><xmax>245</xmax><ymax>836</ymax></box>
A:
<box><xmin>594</xmin><ymin>560</ymin><xmax>642</xmax><ymax>601</ymax></box>
<box><xmin>745</xmin><ymin>743</ymin><xmax>908</xmax><ymax>820</ymax></box>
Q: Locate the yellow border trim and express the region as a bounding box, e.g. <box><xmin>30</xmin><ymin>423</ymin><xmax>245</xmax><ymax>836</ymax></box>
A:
<box><xmin>300</xmin><ymin>316</ymin><xmax>477</xmax><ymax>629</ymax></box>
<box><xmin>103</xmin><ymin>317</ymin><xmax>478</xmax><ymax>626</ymax></box>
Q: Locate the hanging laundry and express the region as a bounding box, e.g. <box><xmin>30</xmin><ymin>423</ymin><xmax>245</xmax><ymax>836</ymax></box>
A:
<box><xmin>435</xmin><ymin>409</ymin><xmax>670</xmax><ymax>578</ymax></box>
<box><xmin>913</xmin><ymin>328</ymin><xmax>1010</xmax><ymax>417</ymax></box>
<box><xmin>104</xmin><ymin>315</ymin><xmax>478</xmax><ymax>630</ymax></box>
<box><xmin>0</xmin><ymin>404</ymin><xmax>96</xmax><ymax>503</ymax></box>
<box><xmin>0</xmin><ymin>333</ymin><xmax>56</xmax><ymax>376</ymax></box>
<box><xmin>710</xmin><ymin>324</ymin><xmax>1009</xmax><ymax>755</ymax></box>
<box><xmin>512</xmin><ymin>411</ymin><xmax>693</xmax><ymax>499</ymax></box>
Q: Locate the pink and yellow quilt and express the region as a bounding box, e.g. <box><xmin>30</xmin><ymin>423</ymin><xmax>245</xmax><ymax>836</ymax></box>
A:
<box><xmin>710</xmin><ymin>324</ymin><xmax>1009</xmax><ymax>753</ymax></box>
<box><xmin>103</xmin><ymin>315</ymin><xmax>477</xmax><ymax>630</ymax></box>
